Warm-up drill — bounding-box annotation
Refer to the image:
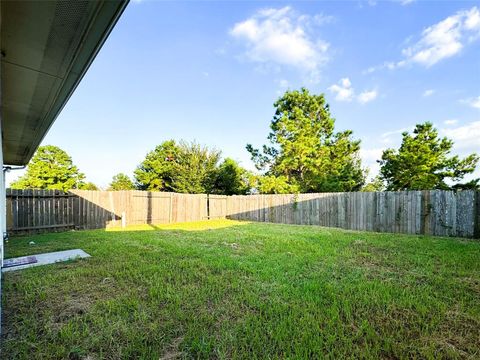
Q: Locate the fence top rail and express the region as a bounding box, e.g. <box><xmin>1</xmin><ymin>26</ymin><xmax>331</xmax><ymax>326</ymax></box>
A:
<box><xmin>6</xmin><ymin>193</ymin><xmax>74</xmax><ymax>198</ymax></box>
<box><xmin>6</xmin><ymin>188</ymin><xmax>478</xmax><ymax>197</ymax></box>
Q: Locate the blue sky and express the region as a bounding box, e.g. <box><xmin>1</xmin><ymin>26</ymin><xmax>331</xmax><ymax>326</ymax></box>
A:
<box><xmin>7</xmin><ymin>0</ymin><xmax>480</xmax><ymax>187</ymax></box>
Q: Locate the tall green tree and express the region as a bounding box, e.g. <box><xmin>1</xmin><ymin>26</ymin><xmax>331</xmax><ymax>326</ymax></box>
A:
<box><xmin>79</xmin><ymin>182</ymin><xmax>99</xmax><ymax>191</ymax></box>
<box><xmin>247</xmin><ymin>88</ymin><xmax>365</xmax><ymax>193</ymax></box>
<box><xmin>10</xmin><ymin>145</ymin><xmax>85</xmax><ymax>191</ymax></box>
<box><xmin>254</xmin><ymin>175</ymin><xmax>300</xmax><ymax>194</ymax></box>
<box><xmin>211</xmin><ymin>158</ymin><xmax>251</xmax><ymax>195</ymax></box>
<box><xmin>361</xmin><ymin>176</ymin><xmax>385</xmax><ymax>192</ymax></box>
<box><xmin>134</xmin><ymin>140</ymin><xmax>178</xmax><ymax>191</ymax></box>
<box><xmin>378</xmin><ymin>122</ymin><xmax>479</xmax><ymax>190</ymax></box>
<box><xmin>135</xmin><ymin>140</ymin><xmax>221</xmax><ymax>193</ymax></box>
<box><xmin>109</xmin><ymin>173</ymin><xmax>135</xmax><ymax>191</ymax></box>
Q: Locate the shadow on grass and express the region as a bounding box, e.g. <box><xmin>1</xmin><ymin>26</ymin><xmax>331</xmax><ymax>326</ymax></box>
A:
<box><xmin>3</xmin><ymin>220</ymin><xmax>254</xmax><ymax>259</ymax></box>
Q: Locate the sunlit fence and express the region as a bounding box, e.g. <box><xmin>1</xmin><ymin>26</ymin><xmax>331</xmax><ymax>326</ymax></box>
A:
<box><xmin>6</xmin><ymin>190</ymin><xmax>207</xmax><ymax>233</ymax></box>
<box><xmin>5</xmin><ymin>189</ymin><xmax>480</xmax><ymax>238</ymax></box>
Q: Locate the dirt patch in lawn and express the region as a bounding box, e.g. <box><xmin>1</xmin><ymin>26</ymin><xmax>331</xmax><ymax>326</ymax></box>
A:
<box><xmin>347</xmin><ymin>240</ymin><xmax>401</xmax><ymax>280</ymax></box>
<box><xmin>159</xmin><ymin>336</ymin><xmax>184</xmax><ymax>360</ymax></box>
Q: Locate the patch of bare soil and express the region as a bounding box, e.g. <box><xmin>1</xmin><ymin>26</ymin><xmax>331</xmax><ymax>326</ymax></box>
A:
<box><xmin>347</xmin><ymin>241</ymin><xmax>401</xmax><ymax>281</ymax></box>
<box><xmin>159</xmin><ymin>336</ymin><xmax>184</xmax><ymax>360</ymax></box>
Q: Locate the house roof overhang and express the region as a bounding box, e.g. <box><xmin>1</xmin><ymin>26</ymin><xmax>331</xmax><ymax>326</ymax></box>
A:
<box><xmin>1</xmin><ymin>0</ymin><xmax>128</xmax><ymax>165</ymax></box>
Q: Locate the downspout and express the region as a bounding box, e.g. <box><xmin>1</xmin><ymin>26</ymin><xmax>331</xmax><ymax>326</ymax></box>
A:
<box><xmin>2</xmin><ymin>166</ymin><xmax>25</xmax><ymax>242</ymax></box>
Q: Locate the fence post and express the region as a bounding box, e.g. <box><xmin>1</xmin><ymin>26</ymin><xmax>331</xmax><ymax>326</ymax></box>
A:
<box><xmin>121</xmin><ymin>211</ymin><xmax>126</xmax><ymax>228</ymax></box>
<box><xmin>169</xmin><ymin>193</ymin><xmax>173</xmax><ymax>223</ymax></box>
<box><xmin>5</xmin><ymin>189</ymin><xmax>12</xmax><ymax>232</ymax></box>
<box><xmin>421</xmin><ymin>191</ymin><xmax>431</xmax><ymax>235</ymax></box>
<box><xmin>206</xmin><ymin>194</ymin><xmax>210</xmax><ymax>220</ymax></box>
<box><xmin>109</xmin><ymin>191</ymin><xmax>116</xmax><ymax>227</ymax></box>
<box><xmin>474</xmin><ymin>191</ymin><xmax>480</xmax><ymax>239</ymax></box>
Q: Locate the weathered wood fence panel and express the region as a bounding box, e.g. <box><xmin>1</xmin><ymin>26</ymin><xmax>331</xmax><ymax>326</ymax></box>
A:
<box><xmin>6</xmin><ymin>189</ymin><xmax>76</xmax><ymax>232</ymax></box>
<box><xmin>209</xmin><ymin>195</ymin><xmax>228</xmax><ymax>219</ymax></box>
<box><xmin>225</xmin><ymin>190</ymin><xmax>479</xmax><ymax>238</ymax></box>
<box><xmin>5</xmin><ymin>189</ymin><xmax>479</xmax><ymax>238</ymax></box>
<box><xmin>171</xmin><ymin>193</ymin><xmax>208</xmax><ymax>223</ymax></box>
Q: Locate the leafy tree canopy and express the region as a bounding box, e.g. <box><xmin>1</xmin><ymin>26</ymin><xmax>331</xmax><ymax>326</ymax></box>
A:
<box><xmin>361</xmin><ymin>176</ymin><xmax>385</xmax><ymax>192</ymax></box>
<box><xmin>247</xmin><ymin>88</ymin><xmax>365</xmax><ymax>193</ymax></box>
<box><xmin>211</xmin><ymin>158</ymin><xmax>251</xmax><ymax>195</ymax></box>
<box><xmin>135</xmin><ymin>140</ymin><xmax>221</xmax><ymax>194</ymax></box>
<box><xmin>378</xmin><ymin>122</ymin><xmax>479</xmax><ymax>190</ymax></box>
<box><xmin>109</xmin><ymin>173</ymin><xmax>135</xmax><ymax>191</ymax></box>
<box><xmin>255</xmin><ymin>175</ymin><xmax>300</xmax><ymax>194</ymax></box>
<box><xmin>79</xmin><ymin>182</ymin><xmax>99</xmax><ymax>191</ymax></box>
<box><xmin>10</xmin><ymin>145</ymin><xmax>86</xmax><ymax>191</ymax></box>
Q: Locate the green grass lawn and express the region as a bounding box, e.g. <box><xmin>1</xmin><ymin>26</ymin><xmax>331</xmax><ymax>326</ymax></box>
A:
<box><xmin>2</xmin><ymin>220</ymin><xmax>479</xmax><ymax>359</ymax></box>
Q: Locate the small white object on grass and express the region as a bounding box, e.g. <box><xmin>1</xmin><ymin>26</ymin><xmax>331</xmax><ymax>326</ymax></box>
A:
<box><xmin>29</xmin><ymin>241</ymin><xmax>35</xmax><ymax>245</ymax></box>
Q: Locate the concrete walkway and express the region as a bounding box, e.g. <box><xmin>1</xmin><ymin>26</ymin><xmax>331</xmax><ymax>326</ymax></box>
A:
<box><xmin>2</xmin><ymin>249</ymin><xmax>90</xmax><ymax>272</ymax></box>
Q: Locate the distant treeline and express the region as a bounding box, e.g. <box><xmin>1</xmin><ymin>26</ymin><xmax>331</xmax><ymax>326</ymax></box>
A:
<box><xmin>11</xmin><ymin>89</ymin><xmax>479</xmax><ymax>194</ymax></box>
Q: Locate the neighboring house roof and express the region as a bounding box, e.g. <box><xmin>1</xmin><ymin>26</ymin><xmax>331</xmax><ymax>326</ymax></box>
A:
<box><xmin>1</xmin><ymin>0</ymin><xmax>128</xmax><ymax>165</ymax></box>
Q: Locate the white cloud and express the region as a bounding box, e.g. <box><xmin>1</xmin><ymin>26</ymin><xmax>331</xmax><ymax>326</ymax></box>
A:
<box><xmin>312</xmin><ymin>13</ymin><xmax>335</xmax><ymax>26</ymax></box>
<box><xmin>472</xmin><ymin>97</ymin><xmax>480</xmax><ymax>108</ymax></box>
<box><xmin>365</xmin><ymin>6</ymin><xmax>480</xmax><ymax>72</ymax></box>
<box><xmin>465</xmin><ymin>6</ymin><xmax>480</xmax><ymax>33</ymax></box>
<box><xmin>328</xmin><ymin>78</ymin><xmax>354</xmax><ymax>101</ymax></box>
<box><xmin>275</xmin><ymin>79</ymin><xmax>290</xmax><ymax>94</ymax></box>
<box><xmin>360</xmin><ymin>148</ymin><xmax>384</xmax><ymax>162</ymax></box>
<box><xmin>423</xmin><ymin>89</ymin><xmax>435</xmax><ymax>97</ymax></box>
<box><xmin>400</xmin><ymin>0</ymin><xmax>415</xmax><ymax>5</ymax></box>
<box><xmin>230</xmin><ymin>7</ymin><xmax>330</xmax><ymax>80</ymax></box>
<box><xmin>360</xmin><ymin>148</ymin><xmax>384</xmax><ymax>179</ymax></box>
<box><xmin>329</xmin><ymin>78</ymin><xmax>378</xmax><ymax>104</ymax></box>
<box><xmin>278</xmin><ymin>79</ymin><xmax>289</xmax><ymax>88</ymax></box>
<box><xmin>380</xmin><ymin>126</ymin><xmax>413</xmax><ymax>145</ymax></box>
<box><xmin>358</xmin><ymin>90</ymin><xmax>378</xmax><ymax>104</ymax></box>
<box><xmin>444</xmin><ymin>119</ymin><xmax>458</xmax><ymax>125</ymax></box>
<box><xmin>441</xmin><ymin>121</ymin><xmax>480</xmax><ymax>150</ymax></box>
<box><xmin>403</xmin><ymin>6</ymin><xmax>480</xmax><ymax>67</ymax></box>
<box><xmin>381</xmin><ymin>127</ymin><xmax>410</xmax><ymax>138</ymax></box>
<box><xmin>362</xmin><ymin>60</ymin><xmax>406</xmax><ymax>74</ymax></box>
<box><xmin>461</xmin><ymin>95</ymin><xmax>480</xmax><ymax>109</ymax></box>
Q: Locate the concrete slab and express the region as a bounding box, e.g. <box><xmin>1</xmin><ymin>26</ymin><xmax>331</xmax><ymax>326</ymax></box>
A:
<box><xmin>2</xmin><ymin>249</ymin><xmax>90</xmax><ymax>272</ymax></box>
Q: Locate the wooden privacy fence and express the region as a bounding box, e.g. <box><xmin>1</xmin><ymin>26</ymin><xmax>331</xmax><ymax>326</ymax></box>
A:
<box><xmin>223</xmin><ymin>191</ymin><xmax>480</xmax><ymax>238</ymax></box>
<box><xmin>6</xmin><ymin>189</ymin><xmax>207</xmax><ymax>234</ymax></box>
<box><xmin>5</xmin><ymin>189</ymin><xmax>480</xmax><ymax>238</ymax></box>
